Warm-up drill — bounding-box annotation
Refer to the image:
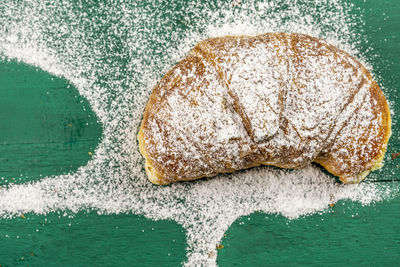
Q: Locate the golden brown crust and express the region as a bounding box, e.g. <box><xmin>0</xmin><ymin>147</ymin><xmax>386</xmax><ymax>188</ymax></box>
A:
<box><xmin>315</xmin><ymin>81</ymin><xmax>391</xmax><ymax>183</ymax></box>
<box><xmin>138</xmin><ymin>32</ymin><xmax>391</xmax><ymax>185</ymax></box>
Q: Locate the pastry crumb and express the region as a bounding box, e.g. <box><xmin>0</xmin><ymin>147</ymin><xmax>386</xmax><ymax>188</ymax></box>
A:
<box><xmin>391</xmin><ymin>152</ymin><xmax>400</xmax><ymax>160</ymax></box>
<box><xmin>216</xmin><ymin>244</ymin><xmax>224</xmax><ymax>250</ymax></box>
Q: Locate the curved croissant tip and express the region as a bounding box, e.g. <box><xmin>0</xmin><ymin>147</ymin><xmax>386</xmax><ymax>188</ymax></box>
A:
<box><xmin>138</xmin><ymin>126</ymin><xmax>166</xmax><ymax>185</ymax></box>
<box><xmin>145</xmin><ymin>160</ymin><xmax>170</xmax><ymax>185</ymax></box>
<box><xmin>339</xmin><ymin>156</ymin><xmax>385</xmax><ymax>184</ymax></box>
<box><xmin>339</xmin><ymin>174</ymin><xmax>367</xmax><ymax>184</ymax></box>
<box><xmin>144</xmin><ymin>161</ymin><xmax>160</xmax><ymax>184</ymax></box>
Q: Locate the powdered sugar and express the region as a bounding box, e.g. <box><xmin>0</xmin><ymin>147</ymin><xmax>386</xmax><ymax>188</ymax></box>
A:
<box><xmin>0</xmin><ymin>0</ymin><xmax>395</xmax><ymax>266</ymax></box>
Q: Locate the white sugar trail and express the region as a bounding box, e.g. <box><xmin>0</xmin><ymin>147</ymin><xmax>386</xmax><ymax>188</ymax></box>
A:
<box><xmin>0</xmin><ymin>0</ymin><xmax>397</xmax><ymax>266</ymax></box>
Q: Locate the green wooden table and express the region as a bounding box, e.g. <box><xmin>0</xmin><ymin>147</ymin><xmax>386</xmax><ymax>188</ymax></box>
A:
<box><xmin>1</xmin><ymin>0</ymin><xmax>399</xmax><ymax>266</ymax></box>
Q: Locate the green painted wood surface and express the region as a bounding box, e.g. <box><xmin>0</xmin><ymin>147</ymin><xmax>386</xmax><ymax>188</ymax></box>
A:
<box><xmin>0</xmin><ymin>60</ymin><xmax>102</xmax><ymax>185</ymax></box>
<box><xmin>218</xmin><ymin>198</ymin><xmax>400</xmax><ymax>266</ymax></box>
<box><xmin>1</xmin><ymin>0</ymin><xmax>400</xmax><ymax>266</ymax></box>
<box><xmin>0</xmin><ymin>212</ymin><xmax>187</xmax><ymax>266</ymax></box>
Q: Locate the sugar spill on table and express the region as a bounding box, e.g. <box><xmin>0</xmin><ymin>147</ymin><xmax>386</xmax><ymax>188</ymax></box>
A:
<box><xmin>0</xmin><ymin>0</ymin><xmax>398</xmax><ymax>265</ymax></box>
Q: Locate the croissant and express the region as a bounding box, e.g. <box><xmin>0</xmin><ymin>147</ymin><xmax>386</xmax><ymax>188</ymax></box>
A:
<box><xmin>138</xmin><ymin>32</ymin><xmax>391</xmax><ymax>185</ymax></box>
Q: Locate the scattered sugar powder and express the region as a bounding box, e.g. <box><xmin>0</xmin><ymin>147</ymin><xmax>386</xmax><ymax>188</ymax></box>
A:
<box><xmin>0</xmin><ymin>0</ymin><xmax>397</xmax><ymax>265</ymax></box>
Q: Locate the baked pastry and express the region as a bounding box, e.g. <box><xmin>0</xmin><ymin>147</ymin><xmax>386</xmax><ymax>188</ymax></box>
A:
<box><xmin>138</xmin><ymin>32</ymin><xmax>391</xmax><ymax>185</ymax></box>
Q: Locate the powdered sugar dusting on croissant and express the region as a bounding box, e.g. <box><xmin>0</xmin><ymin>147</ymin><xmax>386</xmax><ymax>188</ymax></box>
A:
<box><xmin>139</xmin><ymin>32</ymin><xmax>391</xmax><ymax>185</ymax></box>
